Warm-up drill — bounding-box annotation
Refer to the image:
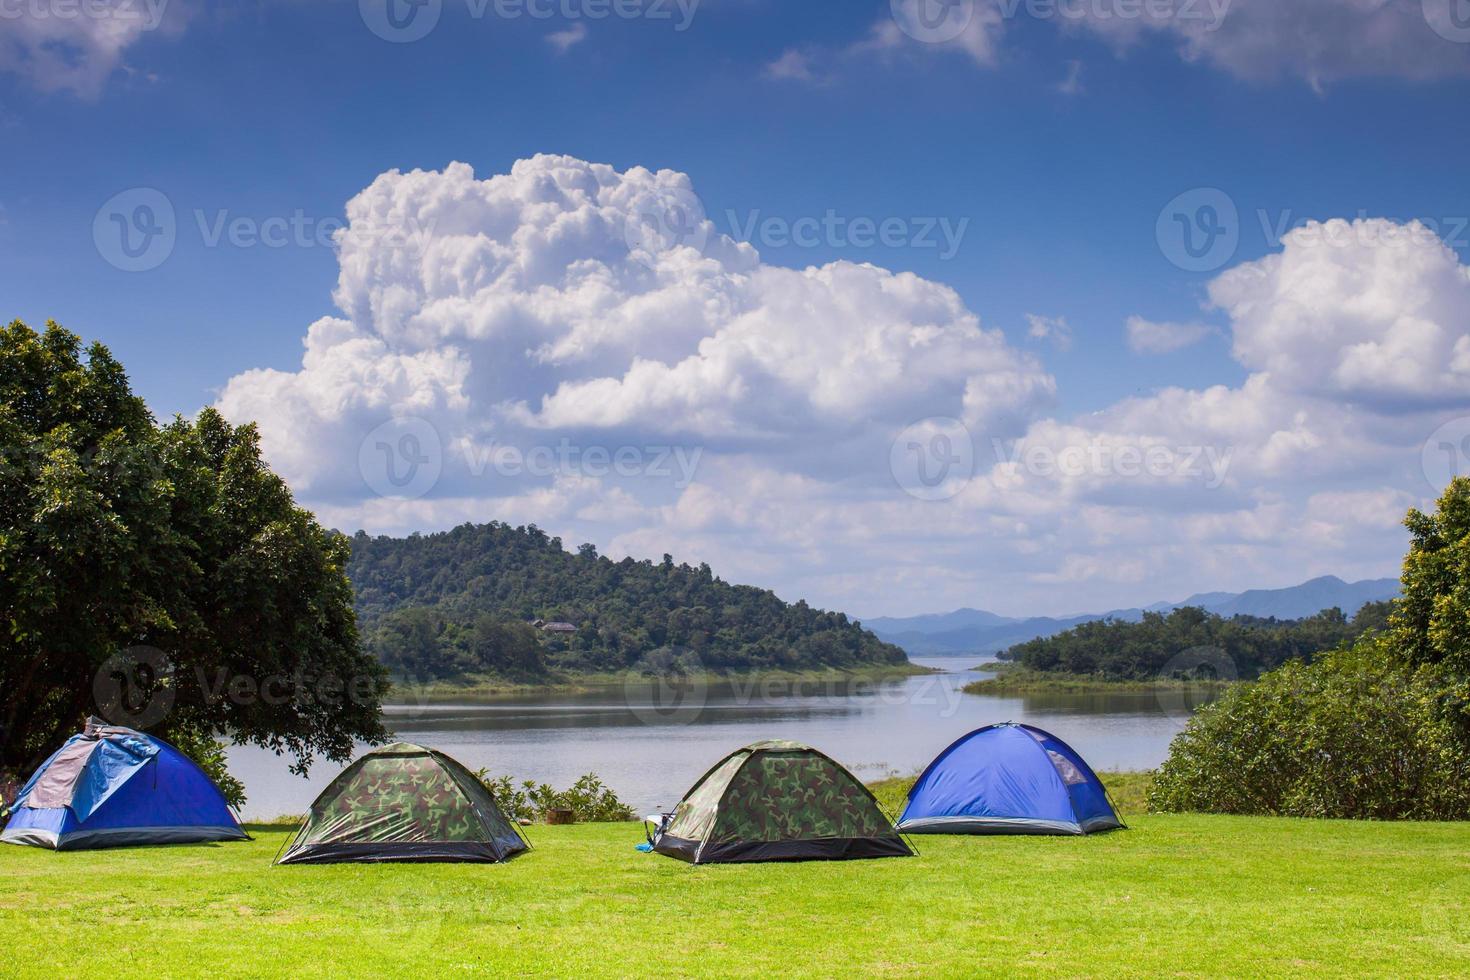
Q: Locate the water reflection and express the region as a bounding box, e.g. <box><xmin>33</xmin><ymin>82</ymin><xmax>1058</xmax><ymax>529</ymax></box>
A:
<box><xmin>228</xmin><ymin>657</ymin><xmax>1195</xmax><ymax>819</ymax></box>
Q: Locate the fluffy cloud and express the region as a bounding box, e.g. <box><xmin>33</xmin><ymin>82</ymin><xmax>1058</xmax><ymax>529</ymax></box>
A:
<box><xmin>1061</xmin><ymin>0</ymin><xmax>1470</xmax><ymax>89</ymax></box>
<box><xmin>218</xmin><ymin>153</ymin><xmax>1053</xmax><ymax>507</ymax></box>
<box><xmin>958</xmin><ymin>217</ymin><xmax>1470</xmax><ymax>609</ymax></box>
<box><xmin>0</xmin><ymin>0</ymin><xmax>183</xmax><ymax>97</ymax></box>
<box><xmin>220</xmin><ymin>159</ymin><xmax>1470</xmax><ymax>617</ymax></box>
<box><xmin>835</xmin><ymin>0</ymin><xmax>1470</xmax><ymax>89</ymax></box>
<box><xmin>1211</xmin><ymin>219</ymin><xmax>1470</xmax><ymax>410</ymax></box>
<box><xmin>1126</xmin><ymin>316</ymin><xmax>1212</xmax><ymax>353</ymax></box>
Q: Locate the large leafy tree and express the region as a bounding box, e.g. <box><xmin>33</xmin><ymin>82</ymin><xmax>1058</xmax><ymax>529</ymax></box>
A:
<box><xmin>1396</xmin><ymin>478</ymin><xmax>1470</xmax><ymax>681</ymax></box>
<box><xmin>0</xmin><ymin>320</ymin><xmax>387</xmax><ymax>776</ymax></box>
<box><xmin>1150</xmin><ymin>481</ymin><xmax>1470</xmax><ymax>819</ymax></box>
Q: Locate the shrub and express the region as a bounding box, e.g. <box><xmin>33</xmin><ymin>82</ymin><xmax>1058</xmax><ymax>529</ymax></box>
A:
<box><xmin>477</xmin><ymin>771</ymin><xmax>634</xmax><ymax>823</ymax></box>
<box><xmin>1148</xmin><ymin>641</ymin><xmax>1470</xmax><ymax>820</ymax></box>
<box><xmin>0</xmin><ymin>772</ymin><xmax>20</xmax><ymax>820</ymax></box>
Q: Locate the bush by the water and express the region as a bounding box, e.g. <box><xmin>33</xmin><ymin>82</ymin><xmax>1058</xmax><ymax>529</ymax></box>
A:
<box><xmin>478</xmin><ymin>771</ymin><xmax>635</xmax><ymax>823</ymax></box>
<box><xmin>1150</xmin><ymin>478</ymin><xmax>1470</xmax><ymax>821</ymax></box>
<box><xmin>1147</xmin><ymin>643</ymin><xmax>1470</xmax><ymax>820</ymax></box>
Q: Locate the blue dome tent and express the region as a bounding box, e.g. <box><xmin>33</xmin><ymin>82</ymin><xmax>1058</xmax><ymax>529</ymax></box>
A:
<box><xmin>2</xmin><ymin>720</ymin><xmax>248</xmax><ymax>850</ymax></box>
<box><xmin>898</xmin><ymin>723</ymin><xmax>1124</xmax><ymax>836</ymax></box>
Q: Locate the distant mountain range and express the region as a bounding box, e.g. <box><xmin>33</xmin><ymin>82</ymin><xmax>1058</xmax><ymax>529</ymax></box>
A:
<box><xmin>862</xmin><ymin>576</ymin><xmax>1401</xmax><ymax>658</ymax></box>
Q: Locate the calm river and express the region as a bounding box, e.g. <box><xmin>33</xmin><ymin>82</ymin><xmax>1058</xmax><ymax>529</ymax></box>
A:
<box><xmin>228</xmin><ymin>658</ymin><xmax>1198</xmax><ymax>819</ymax></box>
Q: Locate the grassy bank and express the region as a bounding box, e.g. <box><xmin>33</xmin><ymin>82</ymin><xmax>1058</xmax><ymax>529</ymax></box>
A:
<box><xmin>390</xmin><ymin>662</ymin><xmax>935</xmax><ymax>702</ymax></box>
<box><xmin>963</xmin><ymin>665</ymin><xmax>1237</xmax><ymax>696</ymax></box>
<box><xmin>3</xmin><ymin>812</ymin><xmax>1467</xmax><ymax>975</ymax></box>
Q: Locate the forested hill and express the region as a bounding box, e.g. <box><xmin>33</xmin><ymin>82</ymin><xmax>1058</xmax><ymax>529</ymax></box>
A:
<box><xmin>997</xmin><ymin>603</ymin><xmax>1395</xmax><ymax>681</ymax></box>
<box><xmin>344</xmin><ymin>522</ymin><xmax>907</xmax><ymax>681</ymax></box>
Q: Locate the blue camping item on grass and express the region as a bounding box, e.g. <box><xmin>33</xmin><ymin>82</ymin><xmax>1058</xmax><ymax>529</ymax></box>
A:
<box><xmin>1</xmin><ymin>719</ymin><xmax>247</xmax><ymax>850</ymax></box>
<box><xmin>898</xmin><ymin>723</ymin><xmax>1124</xmax><ymax>836</ymax></box>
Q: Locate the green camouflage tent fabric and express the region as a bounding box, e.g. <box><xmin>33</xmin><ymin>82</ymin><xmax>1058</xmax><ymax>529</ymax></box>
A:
<box><xmin>653</xmin><ymin>740</ymin><xmax>912</xmax><ymax>863</ymax></box>
<box><xmin>664</xmin><ymin>751</ymin><xmax>748</xmax><ymax>843</ymax></box>
<box><xmin>276</xmin><ymin>743</ymin><xmax>526</xmax><ymax>864</ymax></box>
<box><xmin>712</xmin><ymin>751</ymin><xmax>891</xmax><ymax>843</ymax></box>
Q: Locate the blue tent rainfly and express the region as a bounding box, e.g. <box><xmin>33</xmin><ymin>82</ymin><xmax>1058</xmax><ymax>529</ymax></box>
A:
<box><xmin>1</xmin><ymin>720</ymin><xmax>248</xmax><ymax>850</ymax></box>
<box><xmin>898</xmin><ymin>723</ymin><xmax>1124</xmax><ymax>835</ymax></box>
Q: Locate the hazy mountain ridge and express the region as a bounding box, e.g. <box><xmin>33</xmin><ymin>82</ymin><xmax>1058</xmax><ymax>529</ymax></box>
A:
<box><xmin>865</xmin><ymin>576</ymin><xmax>1401</xmax><ymax>657</ymax></box>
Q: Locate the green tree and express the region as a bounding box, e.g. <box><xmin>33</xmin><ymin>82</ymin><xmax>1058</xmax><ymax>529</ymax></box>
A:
<box><xmin>1147</xmin><ymin>641</ymin><xmax>1470</xmax><ymax>820</ymax></box>
<box><xmin>1395</xmin><ymin>477</ymin><xmax>1470</xmax><ymax>722</ymax></box>
<box><xmin>0</xmin><ymin>320</ymin><xmax>388</xmax><ymax>777</ymax></box>
<box><xmin>350</xmin><ymin>521</ymin><xmax>907</xmax><ymax>681</ymax></box>
<box><xmin>1150</xmin><ymin>483</ymin><xmax>1470</xmax><ymax>819</ymax></box>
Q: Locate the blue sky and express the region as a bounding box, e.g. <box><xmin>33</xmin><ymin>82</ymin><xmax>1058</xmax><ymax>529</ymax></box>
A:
<box><xmin>4</xmin><ymin>0</ymin><xmax>1470</xmax><ymax>616</ymax></box>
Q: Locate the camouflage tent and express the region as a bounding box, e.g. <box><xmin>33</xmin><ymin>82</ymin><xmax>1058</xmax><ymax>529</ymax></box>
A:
<box><xmin>276</xmin><ymin>743</ymin><xmax>528</xmax><ymax>865</ymax></box>
<box><xmin>651</xmin><ymin>741</ymin><xmax>913</xmax><ymax>864</ymax></box>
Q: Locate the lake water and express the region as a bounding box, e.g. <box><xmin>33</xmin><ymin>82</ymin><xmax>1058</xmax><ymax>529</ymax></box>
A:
<box><xmin>228</xmin><ymin>658</ymin><xmax>1200</xmax><ymax>819</ymax></box>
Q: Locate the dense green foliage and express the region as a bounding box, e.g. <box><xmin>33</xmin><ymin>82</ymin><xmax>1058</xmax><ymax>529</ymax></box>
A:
<box><xmin>0</xmin><ymin>321</ymin><xmax>387</xmax><ymax>777</ymax></box>
<box><xmin>1148</xmin><ymin>642</ymin><xmax>1470</xmax><ymax>819</ymax></box>
<box><xmin>476</xmin><ymin>771</ymin><xmax>634</xmax><ymax>823</ymax></box>
<box><xmin>998</xmin><ymin>602</ymin><xmax>1393</xmax><ymax>681</ymax></box>
<box><xmin>6</xmin><ymin>818</ymin><xmax>1470</xmax><ymax>975</ymax></box>
<box><xmin>1151</xmin><ymin>480</ymin><xmax>1470</xmax><ymax>820</ymax></box>
<box><xmin>1393</xmin><ymin>477</ymin><xmax>1470</xmax><ymax>726</ymax></box>
<box><xmin>347</xmin><ymin>523</ymin><xmax>907</xmax><ymax>680</ymax></box>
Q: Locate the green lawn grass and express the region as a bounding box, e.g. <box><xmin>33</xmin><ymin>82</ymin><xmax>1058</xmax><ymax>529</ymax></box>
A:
<box><xmin>3</xmin><ymin>813</ymin><xmax>1467</xmax><ymax>977</ymax></box>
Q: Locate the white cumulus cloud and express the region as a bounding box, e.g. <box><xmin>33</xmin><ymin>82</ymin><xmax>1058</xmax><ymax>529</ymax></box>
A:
<box><xmin>219</xmin><ymin>159</ymin><xmax>1470</xmax><ymax>617</ymax></box>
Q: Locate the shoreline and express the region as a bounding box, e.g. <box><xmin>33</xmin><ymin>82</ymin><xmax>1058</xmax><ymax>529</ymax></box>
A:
<box><xmin>963</xmin><ymin>666</ymin><xmax>1238</xmax><ymax>696</ymax></box>
<box><xmin>384</xmin><ymin>662</ymin><xmax>936</xmax><ymax>703</ymax></box>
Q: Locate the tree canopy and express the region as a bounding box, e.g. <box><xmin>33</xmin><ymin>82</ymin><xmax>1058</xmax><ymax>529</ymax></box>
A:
<box><xmin>0</xmin><ymin>320</ymin><xmax>387</xmax><ymax>776</ymax></box>
<box><xmin>997</xmin><ymin>603</ymin><xmax>1393</xmax><ymax>681</ymax></box>
<box><xmin>1394</xmin><ymin>477</ymin><xmax>1470</xmax><ymax>724</ymax></box>
<box><xmin>347</xmin><ymin>522</ymin><xmax>907</xmax><ymax>680</ymax></box>
<box><xmin>1150</xmin><ymin>480</ymin><xmax>1470</xmax><ymax>819</ymax></box>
